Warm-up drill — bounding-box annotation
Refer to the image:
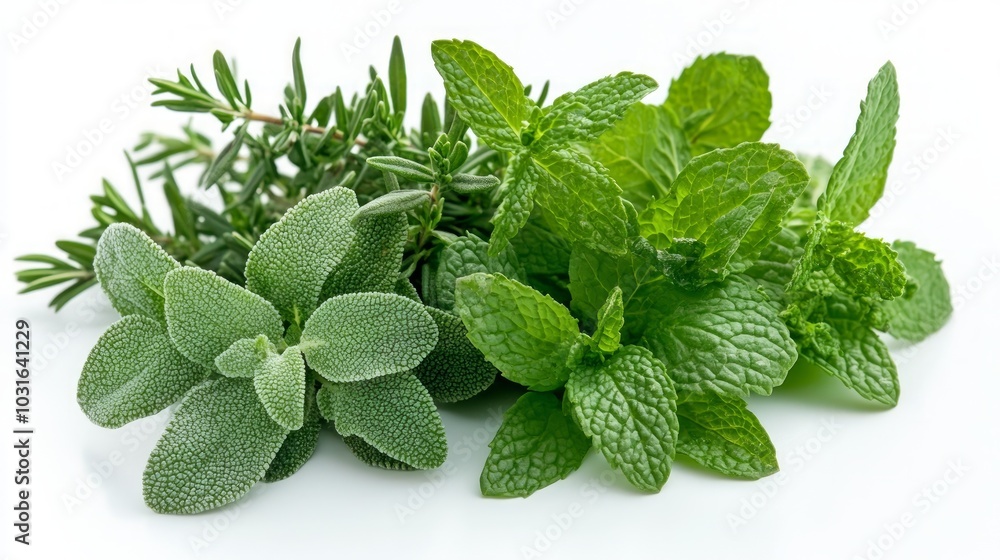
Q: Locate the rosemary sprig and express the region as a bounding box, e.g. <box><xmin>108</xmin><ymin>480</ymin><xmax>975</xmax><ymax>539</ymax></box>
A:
<box><xmin>17</xmin><ymin>37</ymin><xmax>506</xmax><ymax>309</ymax></box>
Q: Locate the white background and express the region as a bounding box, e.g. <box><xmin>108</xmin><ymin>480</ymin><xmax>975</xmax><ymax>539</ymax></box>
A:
<box><xmin>2</xmin><ymin>1</ymin><xmax>999</xmax><ymax>558</ymax></box>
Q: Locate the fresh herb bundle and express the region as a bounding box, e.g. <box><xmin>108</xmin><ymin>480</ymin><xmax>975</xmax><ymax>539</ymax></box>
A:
<box><xmin>17</xmin><ymin>38</ymin><xmax>951</xmax><ymax>512</ymax></box>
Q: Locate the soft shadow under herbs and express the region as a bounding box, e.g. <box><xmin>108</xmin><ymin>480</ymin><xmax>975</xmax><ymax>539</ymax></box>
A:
<box><xmin>437</xmin><ymin>376</ymin><xmax>521</xmax><ymax>420</ymax></box>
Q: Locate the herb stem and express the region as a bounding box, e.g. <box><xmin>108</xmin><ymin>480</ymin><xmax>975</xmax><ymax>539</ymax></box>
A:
<box><xmin>241</xmin><ymin>111</ymin><xmax>368</xmax><ymax>147</ymax></box>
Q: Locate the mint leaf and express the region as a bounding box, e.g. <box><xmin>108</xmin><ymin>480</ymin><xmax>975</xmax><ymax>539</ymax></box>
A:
<box><xmin>812</xmin><ymin>222</ymin><xmax>906</xmax><ymax>300</ymax></box>
<box><xmin>431</xmin><ymin>39</ymin><xmax>528</xmax><ymax>150</ymax></box>
<box><xmin>454</xmin><ymin>273</ymin><xmax>581</xmax><ymax>391</ymax></box>
<box><xmin>300</xmin><ymin>292</ymin><xmax>438</xmax><ymax>383</ymax></box>
<box><xmin>325</xmin><ymin>372</ymin><xmax>447</xmax><ymax>469</ymax></box>
<box><xmin>676</xmin><ymin>392</ymin><xmax>778</xmax><ymax>479</ymax></box>
<box><xmin>641</xmin><ymin>276</ymin><xmax>797</xmax><ymax>396</ymax></box>
<box><xmin>435</xmin><ymin>233</ymin><xmax>524</xmax><ymax>312</ymax></box>
<box><xmin>590</xmin><ymin>103</ymin><xmax>691</xmax><ymax>210</ymax></box>
<box><xmin>214</xmin><ymin>335</ymin><xmax>275</xmax><ymax>378</ymax></box>
<box><xmin>414</xmin><ymin>307</ymin><xmax>497</xmax><ymax>403</ymax></box>
<box><xmin>164</xmin><ymin>268</ymin><xmax>284</xmax><ymax>371</ymax></box>
<box><xmin>667</xmin><ymin>53</ymin><xmax>771</xmax><ymax>154</ymax></box>
<box><xmin>884</xmin><ymin>241</ymin><xmax>952</xmax><ymax>341</ymax></box>
<box><xmin>245</xmin><ymin>187</ymin><xmax>357</xmax><ymax>324</ymax></box>
<box><xmin>321</xmin><ymin>213</ymin><xmax>407</xmax><ymax>300</ymax></box>
<box><xmin>568</xmin><ymin>239</ymin><xmax>664</xmax><ymax>340</ymax></box>
<box><xmin>786</xmin><ymin>154</ymin><xmax>834</xmax><ymax>232</ymax></box>
<box><xmin>254</xmin><ymin>347</ymin><xmax>306</xmax><ymax>431</ymax></box>
<box><xmin>143</xmin><ymin>378</ymin><xmax>287</xmax><ymax>514</ymax></box>
<box><xmin>481</xmin><ymin>392</ymin><xmax>591</xmax><ymax>497</ymax></box>
<box><xmin>531</xmin><ymin>149</ymin><xmax>629</xmax><ymax>255</ymax></box>
<box><xmin>738</xmin><ymin>227</ymin><xmax>803</xmax><ymax>311</ymax></box>
<box><xmin>638</xmin><ymin>143</ymin><xmax>809</xmax><ymax>285</ymax></box>
<box><xmin>512</xmin><ymin>217</ymin><xmax>572</xmax><ymax>278</ymax></box>
<box><xmin>78</xmin><ymin>315</ymin><xmax>207</xmax><ymax>428</ymax></box>
<box><xmin>93</xmin><ymin>223</ymin><xmax>180</xmax><ymax>322</ymax></box>
<box><xmin>565</xmin><ymin>345</ymin><xmax>678</xmax><ymax>491</ymax></box>
<box><xmin>819</xmin><ymin>63</ymin><xmax>899</xmax><ymax>226</ymax></box>
<box><xmin>488</xmin><ymin>153</ymin><xmax>536</xmax><ymax>256</ymax></box>
<box><xmin>533</xmin><ymin>72</ymin><xmax>658</xmax><ymax>149</ymax></box>
<box><xmin>510</xmin><ymin>216</ymin><xmax>573</xmax><ymax>301</ymax></box>
<box><xmin>591</xmin><ymin>287</ymin><xmax>624</xmax><ymax>353</ymax></box>
<box><xmin>264</xmin><ymin>389</ymin><xmax>321</xmax><ymax>482</ymax></box>
<box><xmin>800</xmin><ymin>304</ymin><xmax>899</xmax><ymax>406</ymax></box>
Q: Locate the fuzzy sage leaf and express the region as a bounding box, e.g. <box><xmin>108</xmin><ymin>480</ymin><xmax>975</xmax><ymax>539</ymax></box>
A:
<box><xmin>143</xmin><ymin>378</ymin><xmax>287</xmax><ymax>514</ymax></box>
<box><xmin>300</xmin><ymin>292</ymin><xmax>438</xmax><ymax>383</ymax></box>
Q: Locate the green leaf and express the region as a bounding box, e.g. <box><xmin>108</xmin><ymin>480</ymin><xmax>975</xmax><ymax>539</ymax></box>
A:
<box><xmin>489</xmin><ymin>152</ymin><xmax>536</xmax><ymax>256</ymax></box>
<box><xmin>315</xmin><ymin>384</ymin><xmax>335</xmax><ymax>421</ymax></box>
<box><xmin>51</xmin><ymin>278</ymin><xmax>99</xmax><ymax>311</ymax></box>
<box><xmin>800</xmin><ymin>306</ymin><xmax>899</xmax><ymax>406</ymax></box>
<box><xmin>143</xmin><ymin>378</ymin><xmax>287</xmax><ymax>514</ymax></box>
<box><xmin>394</xmin><ymin>276</ymin><xmax>421</xmax><ymax>302</ymax></box>
<box><xmin>531</xmin><ymin>149</ymin><xmax>629</xmax><ymax>255</ymax></box>
<box><xmin>738</xmin><ymin>227</ymin><xmax>803</xmax><ymax>311</ymax></box>
<box><xmin>245</xmin><ymin>187</ymin><xmax>357</xmax><ymax>323</ymax></box>
<box><xmin>301</xmin><ymin>292</ymin><xmax>438</xmax><ymax>382</ymax></box>
<box><xmin>365</xmin><ymin>156</ymin><xmax>435</xmax><ymax>183</ymax></box>
<box><xmin>78</xmin><ymin>315</ymin><xmax>208</xmax><ymax>428</ymax></box>
<box><xmin>388</xmin><ymin>36</ymin><xmax>407</xmax><ymax>114</ymax></box>
<box><xmin>214</xmin><ymin>335</ymin><xmax>276</xmax><ymax>378</ymax></box>
<box><xmin>435</xmin><ymin>233</ymin><xmax>525</xmax><ymax>312</ymax></box>
<box><xmin>449</xmin><ymin>173</ymin><xmax>500</xmax><ymax>193</ymax></box>
<box><xmin>883</xmin><ymin>241</ymin><xmax>952</xmax><ymax>341</ymax></box>
<box><xmin>325</xmin><ymin>372</ymin><xmax>447</xmax><ymax>469</ymax></box>
<box><xmin>264</xmin><ymin>390</ymin><xmax>321</xmax><ymax>482</ymax></box>
<box><xmin>641</xmin><ymin>276</ymin><xmax>798</xmax><ymax>397</ymax></box>
<box><xmin>534</xmin><ymin>72</ymin><xmax>658</xmax><ymax>148</ymax></box>
<box><xmin>675</xmin><ymin>392</ymin><xmax>778</xmax><ymax>479</ymax></box>
<box><xmin>212</xmin><ymin>51</ymin><xmax>243</xmax><ymax>108</ymax></box>
<box><xmin>568</xmin><ymin>239</ymin><xmax>666</xmax><ymax>341</ymax></box>
<box><xmin>819</xmin><ymin>63</ymin><xmax>899</xmax><ymax>226</ymax></box>
<box><xmin>512</xmin><ymin>217</ymin><xmax>572</xmax><ymax>278</ymax></box>
<box><xmin>16</xmin><ymin>253</ymin><xmax>76</xmax><ymax>268</ymax></box>
<box><xmin>431</xmin><ymin>39</ymin><xmax>528</xmax><ymax>150</ymax></box>
<box><xmin>414</xmin><ymin>307</ymin><xmax>497</xmax><ymax>403</ymax></box>
<box><xmin>565</xmin><ymin>345</ymin><xmax>678</xmax><ymax>491</ymax></box>
<box><xmin>342</xmin><ymin>435</ymin><xmax>414</xmax><ymax>470</ymax></box>
<box><xmin>56</xmin><ymin>239</ymin><xmax>97</xmax><ymax>264</ymax></box>
<box><xmin>254</xmin><ymin>347</ymin><xmax>306</xmax><ymax>431</ymax></box>
<box><xmin>786</xmin><ymin>154</ymin><xmax>833</xmax><ymax>232</ymax></box>
<box><xmin>93</xmin><ymin>224</ymin><xmax>181</xmax><ymax>322</ymax></box>
<box><xmin>163</xmin><ymin>268</ymin><xmax>284</xmax><ymax>370</ymax></box>
<box><xmin>454</xmin><ymin>273</ymin><xmax>581</xmax><ymax>391</ymax></box>
<box><xmin>591</xmin><ymin>287</ymin><xmax>624</xmax><ymax>353</ymax></box>
<box><xmin>589</xmin><ymin>103</ymin><xmax>691</xmax><ymax>210</ymax></box>
<box><xmin>638</xmin><ymin>143</ymin><xmax>809</xmax><ymax>284</ymax></box>
<box><xmin>291</xmin><ymin>38</ymin><xmax>307</xmax><ymax>106</ymax></box>
<box><xmin>202</xmin><ymin>121</ymin><xmax>249</xmax><ymax>187</ymax></box>
<box><xmin>666</xmin><ymin>53</ymin><xmax>771</xmax><ymax>154</ymax></box>
<box><xmin>353</xmin><ymin>189</ymin><xmax>430</xmax><ymax>221</ymax></box>
<box><xmin>812</xmin><ymin>222</ymin><xmax>907</xmax><ymax>301</ymax></box>
<box><xmin>481</xmin><ymin>392</ymin><xmax>591</xmax><ymax>497</ymax></box>
<box><xmin>320</xmin><ymin>213</ymin><xmax>407</xmax><ymax>300</ymax></box>
<box><xmin>421</xmin><ymin>93</ymin><xmax>442</xmax><ymax>143</ymax></box>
